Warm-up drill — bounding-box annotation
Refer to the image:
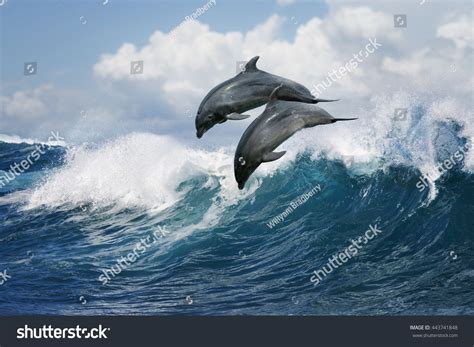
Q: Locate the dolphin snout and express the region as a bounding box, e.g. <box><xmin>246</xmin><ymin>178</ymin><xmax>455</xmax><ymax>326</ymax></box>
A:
<box><xmin>196</xmin><ymin>127</ymin><xmax>207</xmax><ymax>138</ymax></box>
<box><xmin>196</xmin><ymin>122</ymin><xmax>211</xmax><ymax>138</ymax></box>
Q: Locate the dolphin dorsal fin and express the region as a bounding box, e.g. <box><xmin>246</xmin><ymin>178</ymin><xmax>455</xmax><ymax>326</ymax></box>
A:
<box><xmin>269</xmin><ymin>84</ymin><xmax>284</xmax><ymax>102</ymax></box>
<box><xmin>262</xmin><ymin>151</ymin><xmax>286</xmax><ymax>163</ymax></box>
<box><xmin>244</xmin><ymin>56</ymin><xmax>260</xmax><ymax>72</ymax></box>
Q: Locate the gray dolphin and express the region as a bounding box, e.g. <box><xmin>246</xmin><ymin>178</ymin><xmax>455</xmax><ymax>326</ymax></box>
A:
<box><xmin>195</xmin><ymin>56</ymin><xmax>338</xmax><ymax>138</ymax></box>
<box><xmin>234</xmin><ymin>86</ymin><xmax>357</xmax><ymax>189</ymax></box>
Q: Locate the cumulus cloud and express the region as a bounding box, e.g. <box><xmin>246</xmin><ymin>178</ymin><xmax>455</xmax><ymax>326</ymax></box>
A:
<box><xmin>3</xmin><ymin>2</ymin><xmax>472</xmax><ymax>144</ymax></box>
<box><xmin>1</xmin><ymin>84</ymin><xmax>51</xmax><ymax>120</ymax></box>
<box><xmin>436</xmin><ymin>15</ymin><xmax>473</xmax><ymax>49</ymax></box>
<box><xmin>327</xmin><ymin>6</ymin><xmax>401</xmax><ymax>40</ymax></box>
<box><xmin>382</xmin><ymin>49</ymin><xmax>428</xmax><ymax>76</ymax></box>
<box><xmin>277</xmin><ymin>0</ymin><xmax>296</xmax><ymax>6</ymax></box>
<box><xmin>380</xmin><ymin>13</ymin><xmax>472</xmax><ymax>96</ymax></box>
<box><xmin>93</xmin><ymin>6</ymin><xmax>406</xmax><ymax>117</ymax></box>
<box><xmin>92</xmin><ymin>4</ymin><xmax>472</xmax><ymax>134</ymax></box>
<box><xmin>0</xmin><ymin>84</ymin><xmax>113</xmax><ymax>142</ymax></box>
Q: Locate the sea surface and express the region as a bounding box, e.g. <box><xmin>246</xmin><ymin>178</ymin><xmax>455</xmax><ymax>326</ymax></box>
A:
<box><xmin>1</xmin><ymin>100</ymin><xmax>473</xmax><ymax>315</ymax></box>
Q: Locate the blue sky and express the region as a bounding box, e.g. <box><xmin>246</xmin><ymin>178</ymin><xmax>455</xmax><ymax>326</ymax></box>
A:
<box><xmin>0</xmin><ymin>0</ymin><xmax>472</xmax><ymax>147</ymax></box>
<box><xmin>1</xmin><ymin>0</ymin><xmax>327</xmax><ymax>88</ymax></box>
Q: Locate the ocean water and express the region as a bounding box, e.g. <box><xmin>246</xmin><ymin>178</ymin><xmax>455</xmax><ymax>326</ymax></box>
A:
<box><xmin>0</xmin><ymin>95</ymin><xmax>473</xmax><ymax>315</ymax></box>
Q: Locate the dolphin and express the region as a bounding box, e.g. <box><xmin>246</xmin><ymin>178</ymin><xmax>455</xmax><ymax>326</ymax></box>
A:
<box><xmin>195</xmin><ymin>56</ymin><xmax>338</xmax><ymax>138</ymax></box>
<box><xmin>234</xmin><ymin>86</ymin><xmax>357</xmax><ymax>189</ymax></box>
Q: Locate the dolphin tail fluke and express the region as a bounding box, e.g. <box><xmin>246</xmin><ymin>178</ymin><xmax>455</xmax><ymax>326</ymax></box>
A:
<box><xmin>313</xmin><ymin>98</ymin><xmax>340</xmax><ymax>103</ymax></box>
<box><xmin>332</xmin><ymin>117</ymin><xmax>358</xmax><ymax>122</ymax></box>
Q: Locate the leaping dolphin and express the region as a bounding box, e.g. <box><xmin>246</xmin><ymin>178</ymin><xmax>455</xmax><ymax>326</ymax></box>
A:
<box><xmin>195</xmin><ymin>56</ymin><xmax>338</xmax><ymax>138</ymax></box>
<box><xmin>234</xmin><ymin>86</ymin><xmax>357</xmax><ymax>189</ymax></box>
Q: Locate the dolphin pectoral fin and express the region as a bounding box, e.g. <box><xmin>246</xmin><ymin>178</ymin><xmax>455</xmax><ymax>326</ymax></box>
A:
<box><xmin>226</xmin><ymin>113</ymin><xmax>250</xmax><ymax>121</ymax></box>
<box><xmin>313</xmin><ymin>98</ymin><xmax>340</xmax><ymax>103</ymax></box>
<box><xmin>332</xmin><ymin>117</ymin><xmax>358</xmax><ymax>122</ymax></box>
<box><xmin>271</xmin><ymin>87</ymin><xmax>338</xmax><ymax>104</ymax></box>
<box><xmin>262</xmin><ymin>151</ymin><xmax>286</xmax><ymax>163</ymax></box>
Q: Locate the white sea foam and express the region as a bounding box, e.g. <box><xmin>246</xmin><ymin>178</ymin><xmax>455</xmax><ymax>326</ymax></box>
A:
<box><xmin>20</xmin><ymin>92</ymin><xmax>472</xmax><ymax>212</ymax></box>
<box><xmin>24</xmin><ymin>133</ymin><xmax>259</xmax><ymax>212</ymax></box>
<box><xmin>0</xmin><ymin>133</ymin><xmax>67</xmax><ymax>147</ymax></box>
<box><xmin>0</xmin><ymin>134</ymin><xmax>38</xmax><ymax>145</ymax></box>
<box><xmin>271</xmin><ymin>91</ymin><xmax>473</xmax><ymax>202</ymax></box>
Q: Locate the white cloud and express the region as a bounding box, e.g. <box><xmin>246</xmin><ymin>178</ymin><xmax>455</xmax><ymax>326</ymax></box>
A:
<box><xmin>327</xmin><ymin>6</ymin><xmax>401</xmax><ymax>40</ymax></box>
<box><xmin>1</xmin><ymin>84</ymin><xmax>51</xmax><ymax>119</ymax></box>
<box><xmin>277</xmin><ymin>0</ymin><xmax>296</xmax><ymax>6</ymax></box>
<box><xmin>380</xmin><ymin>13</ymin><xmax>472</xmax><ymax>95</ymax></box>
<box><xmin>436</xmin><ymin>15</ymin><xmax>473</xmax><ymax>49</ymax></box>
<box><xmin>0</xmin><ymin>84</ymin><xmax>113</xmax><ymax>142</ymax></box>
<box><xmin>88</xmin><ymin>3</ymin><xmax>473</xmax><ymax>148</ymax></box>
<box><xmin>93</xmin><ymin>6</ymin><xmax>406</xmax><ymax>115</ymax></box>
<box><xmin>3</xmin><ymin>2</ymin><xmax>472</xmax><ymax>145</ymax></box>
<box><xmin>382</xmin><ymin>49</ymin><xmax>429</xmax><ymax>76</ymax></box>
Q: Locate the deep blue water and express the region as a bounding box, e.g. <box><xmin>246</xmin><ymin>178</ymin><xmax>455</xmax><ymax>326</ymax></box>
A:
<box><xmin>0</xmin><ymin>136</ymin><xmax>473</xmax><ymax>315</ymax></box>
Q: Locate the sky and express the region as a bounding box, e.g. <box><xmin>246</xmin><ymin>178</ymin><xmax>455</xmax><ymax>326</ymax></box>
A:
<box><xmin>0</xmin><ymin>0</ymin><xmax>472</xmax><ymax>147</ymax></box>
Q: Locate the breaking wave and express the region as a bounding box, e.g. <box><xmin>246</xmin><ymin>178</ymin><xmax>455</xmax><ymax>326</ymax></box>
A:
<box><xmin>0</xmin><ymin>94</ymin><xmax>472</xmax><ymax>315</ymax></box>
